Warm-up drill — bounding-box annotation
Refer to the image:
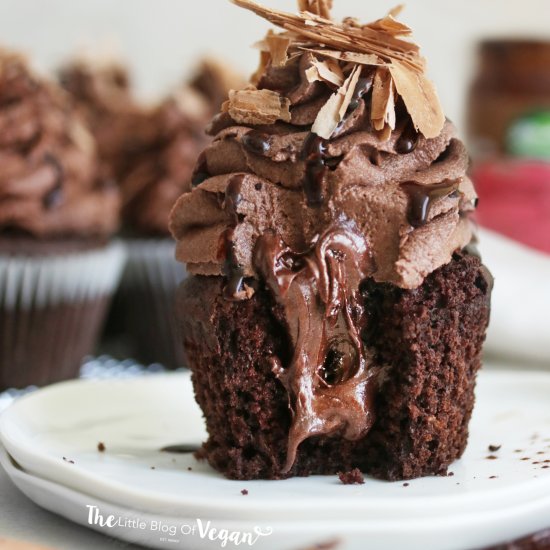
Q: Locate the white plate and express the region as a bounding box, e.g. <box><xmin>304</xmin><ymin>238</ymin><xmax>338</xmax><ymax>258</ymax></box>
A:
<box><xmin>1</xmin><ymin>369</ymin><xmax>550</xmax><ymax>550</ymax></box>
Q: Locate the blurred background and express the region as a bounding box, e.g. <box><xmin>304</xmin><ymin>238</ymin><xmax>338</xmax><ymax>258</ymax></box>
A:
<box><xmin>0</xmin><ymin>0</ymin><xmax>548</xmax><ymax>134</ymax></box>
<box><xmin>0</xmin><ymin>0</ymin><xmax>549</xmax><ymax>383</ymax></box>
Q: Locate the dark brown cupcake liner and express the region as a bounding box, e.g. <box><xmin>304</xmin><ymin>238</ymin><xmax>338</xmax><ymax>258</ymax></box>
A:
<box><xmin>110</xmin><ymin>238</ymin><xmax>187</xmax><ymax>369</ymax></box>
<box><xmin>0</xmin><ymin>242</ymin><xmax>126</xmax><ymax>390</ymax></box>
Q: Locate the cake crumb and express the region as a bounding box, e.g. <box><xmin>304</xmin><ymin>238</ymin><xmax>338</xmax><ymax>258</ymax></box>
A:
<box><xmin>403</xmin><ymin>482</ymin><xmax>409</xmax><ymax>487</ymax></box>
<box><xmin>488</xmin><ymin>444</ymin><xmax>501</xmax><ymax>452</ymax></box>
<box><xmin>447</xmin><ymin>471</ymin><xmax>455</xmax><ymax>477</ymax></box>
<box><xmin>97</xmin><ymin>442</ymin><xmax>106</xmax><ymax>452</ymax></box>
<box><xmin>338</xmin><ymin>468</ymin><xmax>364</xmax><ymax>485</ymax></box>
<box><xmin>62</xmin><ymin>457</ymin><xmax>74</xmax><ymax>464</ymax></box>
<box><xmin>241</xmin><ymin>489</ymin><xmax>249</xmax><ymax>495</ymax></box>
<box><xmin>187</xmin><ymin>467</ymin><xmax>193</xmax><ymax>471</ymax></box>
<box><xmin>486</xmin><ymin>455</ymin><xmax>498</xmax><ymax>460</ymax></box>
<box><xmin>150</xmin><ymin>466</ymin><xmax>155</xmax><ymax>470</ymax></box>
<box><xmin>489</xmin><ymin>475</ymin><xmax>498</xmax><ymax>479</ymax></box>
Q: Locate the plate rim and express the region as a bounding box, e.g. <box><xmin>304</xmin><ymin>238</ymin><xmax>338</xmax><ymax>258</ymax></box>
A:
<box><xmin>2</xmin><ymin>444</ymin><xmax>550</xmax><ymax>550</ymax></box>
<box><xmin>1</xmin><ymin>369</ymin><xmax>550</xmax><ymax>522</ymax></box>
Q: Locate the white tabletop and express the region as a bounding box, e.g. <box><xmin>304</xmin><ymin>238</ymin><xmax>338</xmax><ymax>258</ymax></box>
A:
<box><xmin>0</xmin><ymin>464</ymin><xmax>141</xmax><ymax>549</ymax></box>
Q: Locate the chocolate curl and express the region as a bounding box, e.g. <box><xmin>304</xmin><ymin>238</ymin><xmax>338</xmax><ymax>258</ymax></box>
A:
<box><xmin>297</xmin><ymin>0</ymin><xmax>333</xmax><ymax>19</ymax></box>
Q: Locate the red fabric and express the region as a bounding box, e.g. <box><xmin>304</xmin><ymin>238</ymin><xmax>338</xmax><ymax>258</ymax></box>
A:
<box><xmin>472</xmin><ymin>160</ymin><xmax>550</xmax><ymax>254</ymax></box>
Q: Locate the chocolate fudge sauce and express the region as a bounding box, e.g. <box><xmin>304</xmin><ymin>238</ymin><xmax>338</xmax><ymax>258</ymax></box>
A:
<box><xmin>254</xmin><ymin>223</ymin><xmax>379</xmax><ymax>471</ymax></box>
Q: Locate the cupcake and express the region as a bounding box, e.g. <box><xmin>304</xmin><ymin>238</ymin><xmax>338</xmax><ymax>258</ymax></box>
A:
<box><xmin>170</xmin><ymin>1</ymin><xmax>492</xmax><ymax>481</ymax></box>
<box><xmin>0</xmin><ymin>49</ymin><xmax>124</xmax><ymax>390</ymax></box>
<box><xmin>115</xmin><ymin>87</ymin><xmax>211</xmax><ymax>368</ymax></box>
<box><xmin>59</xmin><ymin>55</ymin><xmax>244</xmax><ymax>368</ymax></box>
<box><xmin>190</xmin><ymin>57</ymin><xmax>248</xmax><ymax>113</ymax></box>
<box><xmin>58</xmin><ymin>54</ymin><xmax>158</xmax><ymax>186</ymax></box>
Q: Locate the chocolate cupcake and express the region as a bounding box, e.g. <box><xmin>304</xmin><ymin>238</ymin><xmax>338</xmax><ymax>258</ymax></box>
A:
<box><xmin>115</xmin><ymin>88</ymin><xmax>211</xmax><ymax>369</ymax></box>
<box><xmin>170</xmin><ymin>1</ymin><xmax>492</xmax><ymax>481</ymax></box>
<box><xmin>58</xmin><ymin>54</ymin><xmax>158</xmax><ymax>184</ymax></box>
<box><xmin>190</xmin><ymin>57</ymin><xmax>247</xmax><ymax>113</ymax></box>
<box><xmin>0</xmin><ymin>49</ymin><xmax>124</xmax><ymax>390</ymax></box>
<box><xmin>59</xmin><ymin>55</ymin><xmax>245</xmax><ymax>368</ymax></box>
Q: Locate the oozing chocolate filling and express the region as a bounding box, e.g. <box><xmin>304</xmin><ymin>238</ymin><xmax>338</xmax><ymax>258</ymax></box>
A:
<box><xmin>253</xmin><ymin>222</ymin><xmax>379</xmax><ymax>472</ymax></box>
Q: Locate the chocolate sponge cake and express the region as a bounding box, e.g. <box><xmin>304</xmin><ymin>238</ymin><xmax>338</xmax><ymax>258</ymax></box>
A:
<box><xmin>170</xmin><ymin>0</ymin><xmax>492</xmax><ymax>481</ymax></box>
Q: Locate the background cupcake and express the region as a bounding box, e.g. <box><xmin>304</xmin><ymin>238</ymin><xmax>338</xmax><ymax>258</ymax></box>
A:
<box><xmin>0</xmin><ymin>49</ymin><xmax>125</xmax><ymax>390</ymax></box>
<box><xmin>57</xmin><ymin>53</ymin><xmax>158</xmax><ymax>186</ymax></box>
<box><xmin>59</xmin><ymin>55</ymin><xmax>245</xmax><ymax>368</ymax></box>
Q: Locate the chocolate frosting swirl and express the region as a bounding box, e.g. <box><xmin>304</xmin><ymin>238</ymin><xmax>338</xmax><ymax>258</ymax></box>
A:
<box><xmin>0</xmin><ymin>51</ymin><xmax>120</xmax><ymax>239</ymax></box>
<box><xmin>120</xmin><ymin>90</ymin><xmax>211</xmax><ymax>236</ymax></box>
<box><xmin>58</xmin><ymin>58</ymin><xmax>155</xmax><ymax>185</ymax></box>
<box><xmin>170</xmin><ymin>54</ymin><xmax>475</xmax><ymax>289</ymax></box>
<box><xmin>170</xmin><ymin>39</ymin><xmax>477</xmax><ymax>467</ymax></box>
<box><xmin>60</xmin><ymin>59</ymin><xmax>233</xmax><ymax>236</ymax></box>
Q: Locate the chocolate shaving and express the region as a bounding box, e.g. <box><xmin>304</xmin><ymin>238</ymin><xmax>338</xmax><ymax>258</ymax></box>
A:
<box><xmin>389</xmin><ymin>60</ymin><xmax>445</xmax><ymax>139</ymax></box>
<box><xmin>312</xmin><ymin>64</ymin><xmax>360</xmax><ymax>139</ymax></box>
<box><xmin>305</xmin><ymin>57</ymin><xmax>344</xmax><ymax>87</ymax></box>
<box><xmin>371</xmin><ymin>67</ymin><xmax>395</xmax><ymax>132</ymax></box>
<box><xmin>222</xmin><ymin>86</ymin><xmax>291</xmax><ymax>125</ymax></box>
<box><xmin>303</xmin><ymin>49</ymin><xmax>381</xmax><ymax>67</ymax></box>
<box><xmin>261</xmin><ymin>31</ymin><xmax>291</xmax><ymax>67</ymax></box>
<box><xmin>231</xmin><ymin>0</ymin><xmax>422</xmax><ymax>69</ymax></box>
<box><xmin>368</xmin><ymin>9</ymin><xmax>411</xmax><ymax>36</ymax></box>
<box><xmin>298</xmin><ymin>0</ymin><xmax>333</xmax><ymax>19</ymax></box>
<box><xmin>231</xmin><ymin>0</ymin><xmax>445</xmax><ymax>139</ymax></box>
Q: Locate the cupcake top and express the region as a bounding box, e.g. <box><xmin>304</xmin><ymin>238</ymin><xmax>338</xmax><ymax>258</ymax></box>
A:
<box><xmin>58</xmin><ymin>56</ymin><xmax>159</xmax><ymax>186</ymax></box>
<box><xmin>120</xmin><ymin>86</ymin><xmax>211</xmax><ymax>236</ymax></box>
<box><xmin>170</xmin><ymin>1</ymin><xmax>476</xmax><ymax>291</ymax></box>
<box><xmin>60</xmin><ymin>56</ymin><xmax>244</xmax><ymax>236</ymax></box>
<box><xmin>190</xmin><ymin>57</ymin><xmax>248</xmax><ymax>113</ymax></box>
<box><xmin>0</xmin><ymin>49</ymin><xmax>120</xmax><ymax>240</ymax></box>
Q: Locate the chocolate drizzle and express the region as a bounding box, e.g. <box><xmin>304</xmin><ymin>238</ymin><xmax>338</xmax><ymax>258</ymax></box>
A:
<box><xmin>349</xmin><ymin>76</ymin><xmax>375</xmax><ymax>112</ymax></box>
<box><xmin>301</xmin><ymin>133</ymin><xmax>328</xmax><ymax>207</ymax></box>
<box><xmin>402</xmin><ymin>179</ymin><xmax>460</xmax><ymax>227</ymax></box>
<box><xmin>221</xmin><ymin>175</ymin><xmax>247</xmax><ymax>300</ymax></box>
<box><xmin>242</xmin><ymin>131</ymin><xmax>272</xmax><ymax>156</ymax></box>
<box><xmin>300</xmin><ymin>75</ymin><xmax>374</xmax><ymax>207</ymax></box>
<box><xmin>254</xmin><ymin>223</ymin><xmax>379</xmax><ymax>472</ymax></box>
<box><xmin>395</xmin><ymin>120</ymin><xmax>420</xmax><ymax>154</ymax></box>
<box><xmin>222</xmin><ymin>231</ymin><xmax>246</xmax><ymax>300</ymax></box>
